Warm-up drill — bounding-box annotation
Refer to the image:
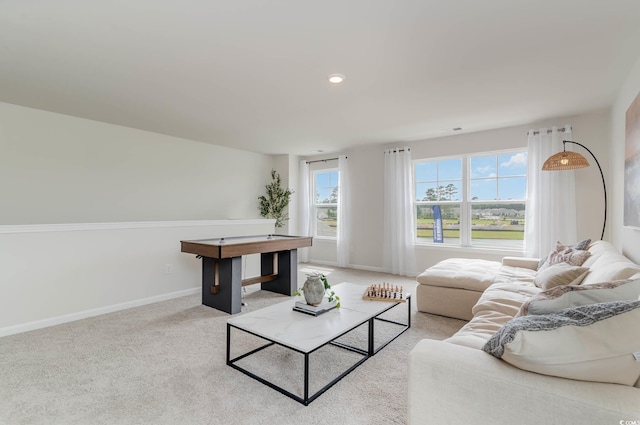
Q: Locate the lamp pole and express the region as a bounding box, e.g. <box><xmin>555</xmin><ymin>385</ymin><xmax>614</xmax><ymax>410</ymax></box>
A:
<box><xmin>563</xmin><ymin>140</ymin><xmax>607</xmax><ymax>241</ymax></box>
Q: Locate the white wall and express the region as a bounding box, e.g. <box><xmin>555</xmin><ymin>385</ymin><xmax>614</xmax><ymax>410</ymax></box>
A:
<box><xmin>303</xmin><ymin>108</ymin><xmax>612</xmax><ymax>273</ymax></box>
<box><xmin>0</xmin><ymin>102</ymin><xmax>272</xmax><ymax>224</ymax></box>
<box><xmin>0</xmin><ymin>102</ymin><xmax>278</xmax><ymax>336</ymax></box>
<box><xmin>0</xmin><ymin>220</ymin><xmax>275</xmax><ymax>337</ymax></box>
<box><xmin>271</xmin><ymin>154</ymin><xmax>299</xmax><ymax>235</ymax></box>
<box><xmin>611</xmin><ymin>54</ymin><xmax>640</xmax><ymax>263</ymax></box>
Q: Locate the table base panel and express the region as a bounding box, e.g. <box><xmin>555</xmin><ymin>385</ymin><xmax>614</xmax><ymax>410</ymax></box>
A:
<box><xmin>201</xmin><ymin>249</ymin><xmax>298</xmax><ymax>314</ymax></box>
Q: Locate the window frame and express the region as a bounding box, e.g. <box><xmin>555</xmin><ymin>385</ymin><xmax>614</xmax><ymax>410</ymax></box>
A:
<box><xmin>312</xmin><ymin>167</ymin><xmax>339</xmax><ymax>239</ymax></box>
<box><xmin>414</xmin><ymin>148</ymin><xmax>527</xmax><ymax>250</ymax></box>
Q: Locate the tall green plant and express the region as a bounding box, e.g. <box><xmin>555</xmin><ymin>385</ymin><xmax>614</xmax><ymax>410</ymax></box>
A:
<box><xmin>258</xmin><ymin>169</ymin><xmax>293</xmax><ymax>228</ymax></box>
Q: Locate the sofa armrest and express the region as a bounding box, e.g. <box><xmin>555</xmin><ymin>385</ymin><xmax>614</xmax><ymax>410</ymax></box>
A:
<box><xmin>408</xmin><ymin>339</ymin><xmax>640</xmax><ymax>425</ymax></box>
<box><xmin>501</xmin><ymin>256</ymin><xmax>539</xmax><ymax>270</ymax></box>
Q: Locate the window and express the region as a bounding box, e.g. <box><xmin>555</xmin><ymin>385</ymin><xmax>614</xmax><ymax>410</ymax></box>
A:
<box><xmin>415</xmin><ymin>150</ymin><xmax>527</xmax><ymax>249</ymax></box>
<box><xmin>415</xmin><ymin>159</ymin><xmax>462</xmax><ymax>244</ymax></box>
<box><xmin>469</xmin><ymin>153</ymin><xmax>527</xmax><ymax>248</ymax></box>
<box><xmin>313</xmin><ymin>169</ymin><xmax>339</xmax><ymax>238</ymax></box>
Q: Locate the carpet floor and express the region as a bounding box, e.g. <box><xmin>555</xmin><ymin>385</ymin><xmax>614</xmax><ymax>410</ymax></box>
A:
<box><xmin>0</xmin><ymin>264</ymin><xmax>466</xmax><ymax>425</ymax></box>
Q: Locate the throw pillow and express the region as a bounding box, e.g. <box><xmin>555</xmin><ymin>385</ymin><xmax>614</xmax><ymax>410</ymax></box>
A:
<box><xmin>537</xmin><ymin>241</ymin><xmax>591</xmax><ymax>272</ymax></box>
<box><xmin>518</xmin><ymin>278</ymin><xmax>640</xmax><ymax>316</ymax></box>
<box><xmin>537</xmin><ymin>238</ymin><xmax>591</xmax><ymax>270</ymax></box>
<box><xmin>483</xmin><ymin>300</ymin><xmax>640</xmax><ymax>386</ymax></box>
<box><xmin>532</xmin><ymin>263</ymin><xmax>589</xmax><ymax>290</ymax></box>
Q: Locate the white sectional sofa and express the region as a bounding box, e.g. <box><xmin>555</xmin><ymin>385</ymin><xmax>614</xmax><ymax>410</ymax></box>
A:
<box><xmin>409</xmin><ymin>241</ymin><xmax>640</xmax><ymax>424</ymax></box>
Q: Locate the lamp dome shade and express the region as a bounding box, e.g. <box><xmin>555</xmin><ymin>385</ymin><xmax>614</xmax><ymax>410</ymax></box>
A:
<box><xmin>542</xmin><ymin>151</ymin><xmax>589</xmax><ymax>170</ymax></box>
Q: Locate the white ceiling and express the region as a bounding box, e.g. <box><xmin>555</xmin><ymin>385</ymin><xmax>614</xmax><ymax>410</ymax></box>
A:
<box><xmin>2</xmin><ymin>1</ymin><xmax>640</xmax><ymax>156</ymax></box>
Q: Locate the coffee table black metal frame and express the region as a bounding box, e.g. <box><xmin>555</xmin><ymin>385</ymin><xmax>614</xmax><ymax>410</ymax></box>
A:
<box><xmin>226</xmin><ymin>295</ymin><xmax>411</xmax><ymax>406</ymax></box>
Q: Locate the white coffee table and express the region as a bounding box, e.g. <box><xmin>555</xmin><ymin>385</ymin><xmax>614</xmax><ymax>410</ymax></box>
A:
<box><xmin>226</xmin><ymin>282</ymin><xmax>411</xmax><ymax>405</ymax></box>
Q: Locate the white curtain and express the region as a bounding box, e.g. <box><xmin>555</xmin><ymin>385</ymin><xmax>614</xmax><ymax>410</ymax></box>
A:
<box><xmin>383</xmin><ymin>148</ymin><xmax>416</xmax><ymax>276</ymax></box>
<box><xmin>337</xmin><ymin>155</ymin><xmax>350</xmax><ymax>268</ymax></box>
<box><xmin>524</xmin><ymin>125</ymin><xmax>577</xmax><ymax>258</ymax></box>
<box><xmin>298</xmin><ymin>160</ymin><xmax>312</xmax><ymax>263</ymax></box>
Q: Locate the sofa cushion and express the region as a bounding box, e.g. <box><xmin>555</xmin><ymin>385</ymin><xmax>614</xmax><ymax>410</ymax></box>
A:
<box><xmin>502</xmin><ymin>256</ymin><xmax>540</xmax><ymax>270</ymax></box>
<box><xmin>533</xmin><ymin>263</ymin><xmax>589</xmax><ymax>290</ymax></box>
<box><xmin>580</xmin><ymin>241</ymin><xmax>640</xmax><ymax>285</ymax></box>
<box><xmin>483</xmin><ymin>300</ymin><xmax>640</xmax><ymax>386</ymax></box>
<box><xmin>518</xmin><ymin>278</ymin><xmax>640</xmax><ymax>316</ymax></box>
<box><xmin>416</xmin><ymin>258</ymin><xmax>501</xmax><ymax>292</ymax></box>
<box><xmin>416</xmin><ymin>284</ymin><xmax>481</xmax><ymax>321</ymax></box>
<box><xmin>445</xmin><ymin>310</ymin><xmax>512</xmax><ymax>350</ymax></box>
<box><xmin>472</xmin><ymin>266</ymin><xmax>539</xmax><ymax>317</ymax></box>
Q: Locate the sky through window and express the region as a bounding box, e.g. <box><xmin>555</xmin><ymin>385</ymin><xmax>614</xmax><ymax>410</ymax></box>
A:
<box><xmin>415</xmin><ymin>152</ymin><xmax>527</xmax><ymax>201</ymax></box>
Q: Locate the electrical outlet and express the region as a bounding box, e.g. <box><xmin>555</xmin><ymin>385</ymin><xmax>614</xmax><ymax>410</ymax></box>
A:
<box><xmin>164</xmin><ymin>264</ymin><xmax>173</xmax><ymax>274</ymax></box>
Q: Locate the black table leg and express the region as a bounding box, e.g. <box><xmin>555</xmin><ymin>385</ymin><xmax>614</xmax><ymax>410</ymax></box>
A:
<box><xmin>260</xmin><ymin>249</ymin><xmax>297</xmax><ymax>295</ymax></box>
<box><xmin>202</xmin><ymin>256</ymin><xmax>243</xmax><ymax>314</ymax></box>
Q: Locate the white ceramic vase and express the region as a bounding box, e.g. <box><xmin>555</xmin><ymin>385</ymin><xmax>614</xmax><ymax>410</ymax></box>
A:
<box><xmin>303</xmin><ymin>274</ymin><xmax>325</xmax><ymax>306</ymax></box>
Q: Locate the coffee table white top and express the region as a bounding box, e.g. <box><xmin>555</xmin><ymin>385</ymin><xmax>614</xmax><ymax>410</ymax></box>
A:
<box><xmin>227</xmin><ymin>282</ymin><xmax>409</xmax><ymax>353</ymax></box>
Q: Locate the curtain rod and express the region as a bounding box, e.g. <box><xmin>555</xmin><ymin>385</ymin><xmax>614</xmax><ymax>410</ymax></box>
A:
<box><xmin>385</xmin><ymin>148</ymin><xmax>409</xmax><ymax>153</ymax></box>
<box><xmin>306</xmin><ymin>156</ymin><xmax>345</xmax><ymax>164</ymax></box>
<box><xmin>529</xmin><ymin>127</ymin><xmax>568</xmax><ymax>135</ymax></box>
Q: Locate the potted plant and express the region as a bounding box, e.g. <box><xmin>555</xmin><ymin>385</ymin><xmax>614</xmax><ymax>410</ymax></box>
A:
<box><xmin>295</xmin><ymin>272</ymin><xmax>340</xmax><ymax>307</ymax></box>
<box><xmin>258</xmin><ymin>169</ymin><xmax>293</xmax><ymax>229</ymax></box>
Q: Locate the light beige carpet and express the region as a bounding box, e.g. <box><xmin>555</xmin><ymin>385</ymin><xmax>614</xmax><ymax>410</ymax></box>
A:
<box><xmin>0</xmin><ymin>264</ymin><xmax>465</xmax><ymax>425</ymax></box>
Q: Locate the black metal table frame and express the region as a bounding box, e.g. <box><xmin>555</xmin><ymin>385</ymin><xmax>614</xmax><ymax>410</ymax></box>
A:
<box><xmin>226</xmin><ymin>296</ymin><xmax>411</xmax><ymax>405</ymax></box>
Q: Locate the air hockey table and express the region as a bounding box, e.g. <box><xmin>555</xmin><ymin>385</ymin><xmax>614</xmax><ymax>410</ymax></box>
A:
<box><xmin>180</xmin><ymin>234</ymin><xmax>313</xmax><ymax>314</ymax></box>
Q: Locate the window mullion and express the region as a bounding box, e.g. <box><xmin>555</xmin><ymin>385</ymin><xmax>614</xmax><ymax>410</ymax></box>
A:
<box><xmin>461</xmin><ymin>155</ymin><xmax>470</xmax><ymax>246</ymax></box>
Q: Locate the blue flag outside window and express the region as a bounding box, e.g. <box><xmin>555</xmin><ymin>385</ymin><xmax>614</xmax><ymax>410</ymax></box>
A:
<box><xmin>432</xmin><ymin>205</ymin><xmax>443</xmax><ymax>243</ymax></box>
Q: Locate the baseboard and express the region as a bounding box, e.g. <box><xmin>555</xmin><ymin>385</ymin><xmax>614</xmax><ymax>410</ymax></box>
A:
<box><xmin>305</xmin><ymin>259</ymin><xmax>395</xmax><ymax>275</ymax></box>
<box><xmin>305</xmin><ymin>260</ymin><xmax>418</xmax><ymax>277</ymax></box>
<box><xmin>346</xmin><ymin>263</ymin><xmax>389</xmax><ymax>274</ymax></box>
<box><xmin>304</xmin><ymin>259</ymin><xmax>340</xmax><ymax>268</ymax></box>
<box><xmin>0</xmin><ymin>287</ymin><xmax>200</xmax><ymax>338</ymax></box>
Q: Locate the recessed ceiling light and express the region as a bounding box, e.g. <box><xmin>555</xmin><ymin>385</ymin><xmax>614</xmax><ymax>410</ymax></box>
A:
<box><xmin>328</xmin><ymin>73</ymin><xmax>346</xmax><ymax>84</ymax></box>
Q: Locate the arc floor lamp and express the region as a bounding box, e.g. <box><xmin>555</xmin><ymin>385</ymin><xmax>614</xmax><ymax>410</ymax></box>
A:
<box><xmin>541</xmin><ymin>140</ymin><xmax>607</xmax><ymax>240</ymax></box>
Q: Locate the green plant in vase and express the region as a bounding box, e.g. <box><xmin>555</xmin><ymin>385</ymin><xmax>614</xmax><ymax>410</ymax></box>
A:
<box><xmin>258</xmin><ymin>169</ymin><xmax>293</xmax><ymax>229</ymax></box>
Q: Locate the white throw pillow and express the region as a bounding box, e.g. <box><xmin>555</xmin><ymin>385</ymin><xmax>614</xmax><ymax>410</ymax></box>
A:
<box><xmin>484</xmin><ymin>301</ymin><xmax>640</xmax><ymax>386</ymax></box>
<box><xmin>532</xmin><ymin>262</ymin><xmax>589</xmax><ymax>290</ymax></box>
<box><xmin>518</xmin><ymin>278</ymin><xmax>640</xmax><ymax>316</ymax></box>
